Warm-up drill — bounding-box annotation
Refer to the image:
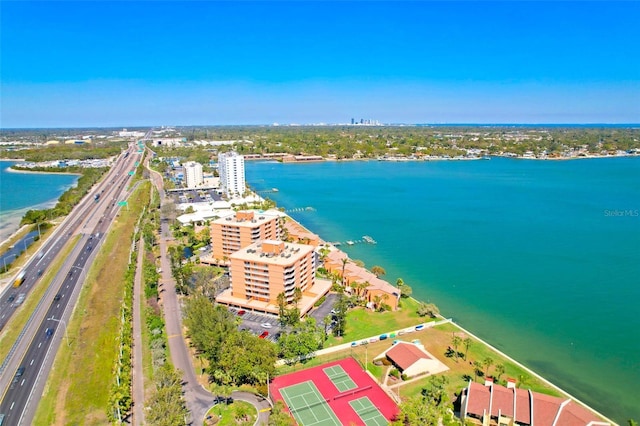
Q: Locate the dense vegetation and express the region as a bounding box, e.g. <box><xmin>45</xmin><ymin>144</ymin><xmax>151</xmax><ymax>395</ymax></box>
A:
<box><xmin>1</xmin><ymin>141</ymin><xmax>127</xmax><ymax>161</ymax></box>
<box><xmin>18</xmin><ymin>166</ymin><xmax>107</xmax><ymax>225</ymax></box>
<box><xmin>152</xmin><ymin>125</ymin><xmax>640</xmax><ymax>159</ymax></box>
<box><xmin>183</xmin><ymin>294</ymin><xmax>277</xmax><ymax>395</ymax></box>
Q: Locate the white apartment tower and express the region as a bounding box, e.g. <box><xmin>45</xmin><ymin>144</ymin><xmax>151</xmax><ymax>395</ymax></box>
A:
<box><xmin>184</xmin><ymin>161</ymin><xmax>203</xmax><ymax>188</ymax></box>
<box><xmin>218</xmin><ymin>151</ymin><xmax>245</xmax><ymax>197</ymax></box>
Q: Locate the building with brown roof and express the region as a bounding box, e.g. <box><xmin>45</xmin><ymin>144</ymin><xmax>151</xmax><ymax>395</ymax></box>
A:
<box><xmin>283</xmin><ymin>219</ymin><xmax>321</xmax><ymax>246</ymax></box>
<box><xmin>460</xmin><ymin>380</ymin><xmax>611</xmax><ymax>426</ymax></box>
<box><xmin>375</xmin><ymin>341</ymin><xmax>449</xmax><ymax>378</ymax></box>
<box><xmin>323</xmin><ymin>249</ymin><xmax>400</xmax><ymax>310</ymax></box>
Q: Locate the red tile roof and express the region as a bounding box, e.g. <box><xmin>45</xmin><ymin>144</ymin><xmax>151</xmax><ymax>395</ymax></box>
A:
<box><xmin>464</xmin><ymin>382</ymin><xmax>608</xmax><ymax>426</ymax></box>
<box><xmin>386</xmin><ymin>342</ymin><xmax>431</xmax><ymax>371</ymax></box>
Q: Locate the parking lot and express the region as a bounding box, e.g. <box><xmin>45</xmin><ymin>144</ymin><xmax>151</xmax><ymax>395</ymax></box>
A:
<box><xmin>172</xmin><ymin>188</ymin><xmax>223</xmax><ymax>204</ymax></box>
<box><xmin>226</xmin><ymin>293</ymin><xmax>339</xmax><ymax>343</ymax></box>
<box><xmin>229</xmin><ymin>308</ymin><xmax>281</xmax><ymax>342</ymax></box>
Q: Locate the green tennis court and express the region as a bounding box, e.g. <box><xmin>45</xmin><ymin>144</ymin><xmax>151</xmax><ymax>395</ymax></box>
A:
<box><xmin>349</xmin><ymin>396</ymin><xmax>388</xmax><ymax>426</ymax></box>
<box><xmin>323</xmin><ymin>364</ymin><xmax>357</xmax><ymax>392</ymax></box>
<box><xmin>280</xmin><ymin>381</ymin><xmax>341</xmax><ymax>426</ymax></box>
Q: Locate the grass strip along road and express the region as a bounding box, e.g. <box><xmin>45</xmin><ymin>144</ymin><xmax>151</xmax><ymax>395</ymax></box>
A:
<box><xmin>33</xmin><ymin>182</ymin><xmax>150</xmax><ymax>425</ymax></box>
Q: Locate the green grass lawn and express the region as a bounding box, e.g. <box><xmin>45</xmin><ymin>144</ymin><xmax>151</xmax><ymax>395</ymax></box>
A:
<box><xmin>324</xmin><ymin>297</ymin><xmax>432</xmax><ymax>346</ymax></box>
<box><xmin>279</xmin><ymin>308</ymin><xmax>566</xmax><ymax>408</ymax></box>
<box><xmin>204</xmin><ymin>401</ymin><xmax>256</xmax><ymax>426</ymax></box>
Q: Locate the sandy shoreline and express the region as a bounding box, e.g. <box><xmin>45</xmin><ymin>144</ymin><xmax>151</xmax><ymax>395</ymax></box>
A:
<box><xmin>5</xmin><ymin>165</ymin><xmax>82</xmax><ymax>176</ymax></box>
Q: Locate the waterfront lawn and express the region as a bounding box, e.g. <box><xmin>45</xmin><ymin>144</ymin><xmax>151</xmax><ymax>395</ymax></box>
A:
<box><xmin>278</xmin><ymin>320</ymin><xmax>564</xmax><ymax>406</ymax></box>
<box><xmin>34</xmin><ymin>183</ymin><xmax>150</xmax><ymax>425</ymax></box>
<box><xmin>324</xmin><ymin>297</ymin><xmax>428</xmax><ymax>346</ymax></box>
<box><xmin>389</xmin><ymin>323</ymin><xmax>564</xmax><ymax>401</ymax></box>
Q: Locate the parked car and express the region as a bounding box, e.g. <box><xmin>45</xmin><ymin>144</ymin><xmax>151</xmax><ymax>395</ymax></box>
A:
<box><xmin>261</xmin><ymin>323</ymin><xmax>272</xmax><ymax>328</ymax></box>
<box><xmin>237</xmin><ymin>310</ymin><xmax>246</xmax><ymax>316</ymax></box>
<box><xmin>259</xmin><ymin>331</ymin><xmax>269</xmax><ymax>339</ymax></box>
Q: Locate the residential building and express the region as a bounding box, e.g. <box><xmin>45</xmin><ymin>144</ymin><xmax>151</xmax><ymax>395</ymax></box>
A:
<box><xmin>374</xmin><ymin>341</ymin><xmax>449</xmax><ymax>378</ymax></box>
<box><xmin>324</xmin><ymin>250</ymin><xmax>401</xmax><ymax>310</ymax></box>
<box><xmin>218</xmin><ymin>151</ymin><xmax>246</xmax><ymax>197</ymax></box>
<box><xmin>216</xmin><ymin>240</ymin><xmax>331</xmax><ymax>316</ymax></box>
<box><xmin>460</xmin><ymin>380</ymin><xmax>611</xmax><ymax>426</ymax></box>
<box><xmin>210</xmin><ymin>210</ymin><xmax>281</xmax><ymax>261</ymax></box>
<box><xmin>184</xmin><ymin>161</ymin><xmax>203</xmax><ymax>188</ymax></box>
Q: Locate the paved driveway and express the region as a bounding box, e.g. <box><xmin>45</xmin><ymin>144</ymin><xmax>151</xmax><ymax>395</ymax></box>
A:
<box><xmin>309</xmin><ymin>292</ymin><xmax>339</xmax><ymax>327</ymax></box>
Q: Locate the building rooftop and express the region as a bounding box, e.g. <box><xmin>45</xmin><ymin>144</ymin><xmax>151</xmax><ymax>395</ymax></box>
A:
<box><xmin>386</xmin><ymin>341</ymin><xmax>432</xmax><ymax>371</ymax></box>
<box><xmin>464</xmin><ymin>381</ymin><xmax>610</xmax><ymax>426</ymax></box>
<box><xmin>230</xmin><ymin>240</ymin><xmax>314</xmax><ymax>265</ymax></box>
<box><xmin>213</xmin><ymin>210</ymin><xmax>279</xmax><ymax>228</ymax></box>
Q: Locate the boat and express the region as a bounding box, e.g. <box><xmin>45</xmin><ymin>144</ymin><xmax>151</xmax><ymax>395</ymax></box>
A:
<box><xmin>482</xmin><ymin>156</ymin><xmax>491</xmax><ymax>160</ymax></box>
<box><xmin>363</xmin><ymin>235</ymin><xmax>376</xmax><ymax>244</ymax></box>
<box><xmin>346</xmin><ymin>240</ymin><xmax>354</xmax><ymax>246</ymax></box>
<box><xmin>272</xmin><ymin>188</ymin><xmax>279</xmax><ymax>192</ymax></box>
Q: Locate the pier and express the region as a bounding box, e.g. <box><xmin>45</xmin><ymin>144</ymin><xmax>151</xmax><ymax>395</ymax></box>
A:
<box><xmin>334</xmin><ymin>235</ymin><xmax>377</xmax><ymax>247</ymax></box>
<box><xmin>285</xmin><ymin>207</ymin><xmax>316</xmax><ymax>213</ymax></box>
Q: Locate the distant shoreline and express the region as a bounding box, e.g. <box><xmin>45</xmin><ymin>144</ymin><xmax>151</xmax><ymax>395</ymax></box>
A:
<box><xmin>6</xmin><ymin>165</ymin><xmax>82</xmax><ymax>176</ymax></box>
<box><xmin>248</xmin><ymin>153</ymin><xmax>639</xmax><ymax>164</ymax></box>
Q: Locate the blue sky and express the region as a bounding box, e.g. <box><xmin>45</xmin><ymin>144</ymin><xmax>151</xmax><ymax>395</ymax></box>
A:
<box><xmin>1</xmin><ymin>1</ymin><xmax>639</xmax><ymax>127</ymax></box>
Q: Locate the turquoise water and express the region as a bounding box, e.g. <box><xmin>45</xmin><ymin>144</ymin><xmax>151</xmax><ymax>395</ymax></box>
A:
<box><xmin>0</xmin><ymin>161</ymin><xmax>79</xmax><ymax>241</ymax></box>
<box><xmin>246</xmin><ymin>157</ymin><xmax>640</xmax><ymax>423</ymax></box>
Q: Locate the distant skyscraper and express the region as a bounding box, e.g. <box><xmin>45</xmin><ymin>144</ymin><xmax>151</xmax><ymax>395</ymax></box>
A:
<box><xmin>351</xmin><ymin>118</ymin><xmax>355</xmax><ymax>125</ymax></box>
<box><xmin>218</xmin><ymin>151</ymin><xmax>246</xmax><ymax>197</ymax></box>
<box><xmin>184</xmin><ymin>161</ymin><xmax>203</xmax><ymax>188</ymax></box>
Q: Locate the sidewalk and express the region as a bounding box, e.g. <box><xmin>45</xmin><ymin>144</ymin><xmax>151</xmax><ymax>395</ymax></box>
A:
<box><xmin>132</xmin><ymin>236</ymin><xmax>145</xmax><ymax>425</ymax></box>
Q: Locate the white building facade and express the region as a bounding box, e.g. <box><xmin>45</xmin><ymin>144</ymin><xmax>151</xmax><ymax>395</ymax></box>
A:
<box><xmin>218</xmin><ymin>152</ymin><xmax>246</xmax><ymax>197</ymax></box>
<box><xmin>184</xmin><ymin>161</ymin><xmax>204</xmax><ymax>188</ymax></box>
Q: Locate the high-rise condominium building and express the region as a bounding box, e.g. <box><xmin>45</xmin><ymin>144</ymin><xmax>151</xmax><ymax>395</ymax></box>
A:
<box><xmin>210</xmin><ymin>210</ymin><xmax>281</xmax><ymax>260</ymax></box>
<box><xmin>218</xmin><ymin>151</ymin><xmax>245</xmax><ymax>197</ymax></box>
<box><xmin>184</xmin><ymin>161</ymin><xmax>203</xmax><ymax>188</ymax></box>
<box><xmin>228</xmin><ymin>239</ymin><xmax>316</xmax><ymax>306</ymax></box>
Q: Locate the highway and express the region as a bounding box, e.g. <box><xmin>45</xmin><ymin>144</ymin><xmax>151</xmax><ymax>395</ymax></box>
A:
<box><xmin>0</xmin><ymin>138</ymin><xmax>146</xmax><ymax>426</ymax></box>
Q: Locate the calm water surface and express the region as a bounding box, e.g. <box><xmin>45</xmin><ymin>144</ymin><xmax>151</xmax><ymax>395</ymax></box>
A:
<box><xmin>0</xmin><ymin>161</ymin><xmax>78</xmax><ymax>240</ymax></box>
<box><xmin>246</xmin><ymin>157</ymin><xmax>640</xmax><ymax>423</ymax></box>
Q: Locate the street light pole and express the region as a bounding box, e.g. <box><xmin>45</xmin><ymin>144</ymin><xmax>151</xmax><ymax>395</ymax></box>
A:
<box><xmin>47</xmin><ymin>317</ymin><xmax>69</xmax><ymax>347</ymax></box>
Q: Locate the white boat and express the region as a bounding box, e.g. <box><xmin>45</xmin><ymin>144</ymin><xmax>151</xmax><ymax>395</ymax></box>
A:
<box><xmin>346</xmin><ymin>240</ymin><xmax>354</xmax><ymax>245</ymax></box>
<box><xmin>362</xmin><ymin>235</ymin><xmax>376</xmax><ymax>244</ymax></box>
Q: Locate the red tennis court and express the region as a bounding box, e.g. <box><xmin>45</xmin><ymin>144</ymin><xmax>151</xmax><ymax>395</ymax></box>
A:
<box><xmin>270</xmin><ymin>357</ymin><xmax>399</xmax><ymax>425</ymax></box>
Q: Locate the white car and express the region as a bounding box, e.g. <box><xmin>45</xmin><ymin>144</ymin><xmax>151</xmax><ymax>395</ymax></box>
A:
<box><xmin>261</xmin><ymin>323</ymin><xmax>272</xmax><ymax>329</ymax></box>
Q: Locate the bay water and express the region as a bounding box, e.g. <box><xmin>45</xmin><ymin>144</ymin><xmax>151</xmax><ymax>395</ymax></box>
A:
<box><xmin>0</xmin><ymin>161</ymin><xmax>79</xmax><ymax>242</ymax></box>
<box><xmin>246</xmin><ymin>157</ymin><xmax>640</xmax><ymax>423</ymax></box>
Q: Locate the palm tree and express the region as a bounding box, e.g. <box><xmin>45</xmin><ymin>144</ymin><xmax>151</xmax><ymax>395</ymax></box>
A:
<box><xmin>451</xmin><ymin>334</ymin><xmax>462</xmax><ymax>362</ymax></box>
<box><xmin>341</xmin><ymin>258</ymin><xmax>348</xmax><ymax>286</ymax></box>
<box><xmin>483</xmin><ymin>356</ymin><xmax>494</xmax><ymax>378</ymax></box>
<box><xmin>373</xmin><ymin>295</ymin><xmax>383</xmax><ymax>311</ymax></box>
<box><xmin>473</xmin><ymin>361</ymin><xmax>483</xmax><ymax>382</ymax></box>
<box><xmin>495</xmin><ymin>364</ymin><xmax>506</xmax><ymax>382</ymax></box>
<box><xmin>463</xmin><ymin>337</ymin><xmax>472</xmax><ymax>361</ymax></box>
<box><xmin>517</xmin><ymin>374</ymin><xmax>531</xmax><ymax>389</ymax></box>
<box><xmin>293</xmin><ymin>287</ymin><xmax>302</xmax><ymax>307</ymax></box>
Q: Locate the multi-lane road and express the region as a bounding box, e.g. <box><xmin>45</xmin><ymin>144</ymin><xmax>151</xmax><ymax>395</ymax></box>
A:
<box><xmin>0</xmin><ymin>140</ymin><xmax>145</xmax><ymax>426</ymax></box>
